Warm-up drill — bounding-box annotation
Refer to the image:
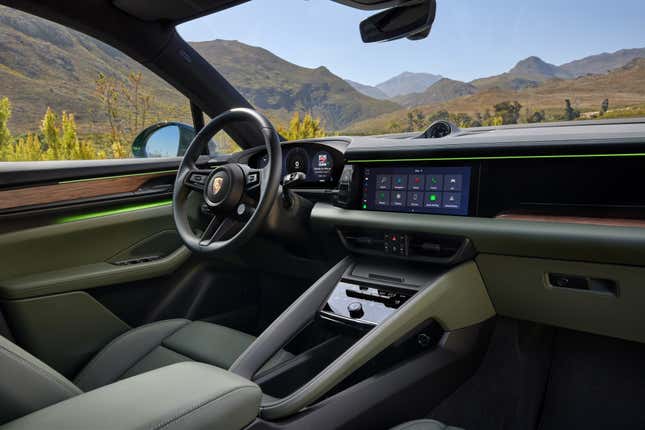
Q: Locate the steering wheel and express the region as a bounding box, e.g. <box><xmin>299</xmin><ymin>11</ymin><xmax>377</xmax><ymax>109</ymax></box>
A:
<box><xmin>172</xmin><ymin>108</ymin><xmax>282</xmax><ymax>254</ymax></box>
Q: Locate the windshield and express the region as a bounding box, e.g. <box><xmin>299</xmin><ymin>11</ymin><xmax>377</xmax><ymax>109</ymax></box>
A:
<box><xmin>178</xmin><ymin>0</ymin><xmax>645</xmax><ymax>136</ymax></box>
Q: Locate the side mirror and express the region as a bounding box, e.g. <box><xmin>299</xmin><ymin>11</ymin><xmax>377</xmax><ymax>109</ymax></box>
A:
<box><xmin>360</xmin><ymin>0</ymin><xmax>436</xmax><ymax>43</ymax></box>
<box><xmin>132</xmin><ymin>122</ymin><xmax>196</xmax><ymax>158</ymax></box>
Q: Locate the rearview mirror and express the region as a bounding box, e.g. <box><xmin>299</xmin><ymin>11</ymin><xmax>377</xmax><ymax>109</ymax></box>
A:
<box><xmin>360</xmin><ymin>0</ymin><xmax>436</xmax><ymax>43</ymax></box>
<box><xmin>132</xmin><ymin>122</ymin><xmax>196</xmax><ymax>158</ymax></box>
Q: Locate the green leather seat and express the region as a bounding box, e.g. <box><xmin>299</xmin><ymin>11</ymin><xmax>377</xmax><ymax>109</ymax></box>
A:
<box><xmin>0</xmin><ymin>319</ymin><xmax>292</xmax><ymax>424</ymax></box>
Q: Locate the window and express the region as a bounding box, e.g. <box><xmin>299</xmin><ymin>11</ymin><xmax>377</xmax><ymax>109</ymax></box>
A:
<box><xmin>0</xmin><ymin>5</ymin><xmax>239</xmax><ymax>161</ymax></box>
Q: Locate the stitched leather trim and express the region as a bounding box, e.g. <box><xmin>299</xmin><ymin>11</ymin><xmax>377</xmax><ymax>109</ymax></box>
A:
<box><xmin>152</xmin><ymin>386</ymin><xmax>258</xmax><ymax>430</ymax></box>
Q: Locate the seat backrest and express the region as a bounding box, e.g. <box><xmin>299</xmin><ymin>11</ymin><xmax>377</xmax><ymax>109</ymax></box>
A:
<box><xmin>0</xmin><ymin>335</ymin><xmax>82</xmax><ymax>424</ymax></box>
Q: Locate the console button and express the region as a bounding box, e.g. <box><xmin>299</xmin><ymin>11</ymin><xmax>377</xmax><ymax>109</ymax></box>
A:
<box><xmin>445</xmin><ymin>174</ymin><xmax>463</xmax><ymax>191</ymax></box>
<box><xmin>348</xmin><ymin>302</ymin><xmax>364</xmax><ymax>319</ymax></box>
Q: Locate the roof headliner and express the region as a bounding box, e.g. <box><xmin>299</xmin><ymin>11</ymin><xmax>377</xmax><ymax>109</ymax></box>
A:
<box><xmin>112</xmin><ymin>0</ymin><xmax>412</xmax><ymax>23</ymax></box>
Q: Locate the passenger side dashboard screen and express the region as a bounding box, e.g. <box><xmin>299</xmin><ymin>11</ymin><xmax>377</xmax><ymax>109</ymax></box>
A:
<box><xmin>362</xmin><ymin>166</ymin><xmax>471</xmax><ymax>216</ymax></box>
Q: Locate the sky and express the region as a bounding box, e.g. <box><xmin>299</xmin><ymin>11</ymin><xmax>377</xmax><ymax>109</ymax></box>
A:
<box><xmin>177</xmin><ymin>0</ymin><xmax>645</xmax><ymax>86</ymax></box>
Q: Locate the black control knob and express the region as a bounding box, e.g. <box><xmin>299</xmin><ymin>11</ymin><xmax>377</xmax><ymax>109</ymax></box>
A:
<box><xmin>347</xmin><ymin>302</ymin><xmax>364</xmax><ymax>319</ymax></box>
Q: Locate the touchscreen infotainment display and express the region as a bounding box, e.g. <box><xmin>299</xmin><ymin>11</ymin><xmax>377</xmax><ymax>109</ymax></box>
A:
<box><xmin>361</xmin><ymin>166</ymin><xmax>471</xmax><ymax>216</ymax></box>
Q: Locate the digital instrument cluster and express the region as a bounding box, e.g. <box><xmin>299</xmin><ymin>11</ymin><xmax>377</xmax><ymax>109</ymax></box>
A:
<box><xmin>256</xmin><ymin>145</ymin><xmax>336</xmax><ymax>184</ymax></box>
<box><xmin>361</xmin><ymin>166</ymin><xmax>472</xmax><ymax>215</ymax></box>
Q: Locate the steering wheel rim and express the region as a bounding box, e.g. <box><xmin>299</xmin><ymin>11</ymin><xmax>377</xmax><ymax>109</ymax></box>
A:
<box><xmin>172</xmin><ymin>108</ymin><xmax>282</xmax><ymax>254</ymax></box>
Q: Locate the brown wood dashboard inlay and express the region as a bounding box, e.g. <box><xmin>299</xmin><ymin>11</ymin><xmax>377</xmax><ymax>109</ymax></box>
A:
<box><xmin>496</xmin><ymin>213</ymin><xmax>645</xmax><ymax>228</ymax></box>
<box><xmin>0</xmin><ymin>172</ymin><xmax>175</xmax><ymax>210</ymax></box>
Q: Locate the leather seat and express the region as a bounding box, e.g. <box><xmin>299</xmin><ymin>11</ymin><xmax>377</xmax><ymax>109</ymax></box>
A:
<box><xmin>390</xmin><ymin>419</ymin><xmax>464</xmax><ymax>430</ymax></box>
<box><xmin>0</xmin><ymin>319</ymin><xmax>292</xmax><ymax>424</ymax></box>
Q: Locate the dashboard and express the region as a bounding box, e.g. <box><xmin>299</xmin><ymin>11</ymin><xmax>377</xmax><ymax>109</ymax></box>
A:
<box><xmin>333</xmin><ymin>121</ymin><xmax>645</xmax><ymax>223</ymax></box>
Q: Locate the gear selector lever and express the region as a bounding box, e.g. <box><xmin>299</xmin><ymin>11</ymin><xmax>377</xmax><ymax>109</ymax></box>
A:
<box><xmin>282</xmin><ymin>171</ymin><xmax>306</xmax><ymax>207</ymax></box>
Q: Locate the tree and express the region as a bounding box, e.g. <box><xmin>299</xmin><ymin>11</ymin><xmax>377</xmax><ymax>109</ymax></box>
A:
<box><xmin>278</xmin><ymin>112</ymin><xmax>326</xmax><ymax>140</ymax></box>
<box><xmin>564</xmin><ymin>99</ymin><xmax>580</xmax><ymax>121</ymax></box>
<box><xmin>0</xmin><ymin>97</ymin><xmax>13</xmax><ymax>160</ymax></box>
<box><xmin>527</xmin><ymin>110</ymin><xmax>545</xmax><ymax>123</ymax></box>
<box><xmin>601</xmin><ymin>98</ymin><xmax>609</xmax><ymax>115</ymax></box>
<box><xmin>388</xmin><ymin>120</ymin><xmax>403</xmax><ymax>133</ymax></box>
<box><xmin>449</xmin><ymin>113</ymin><xmax>474</xmax><ymax>128</ymax></box>
<box><xmin>7</xmin><ymin>134</ymin><xmax>43</xmax><ymax>161</ymax></box>
<box><xmin>405</xmin><ymin>109</ymin><xmax>427</xmax><ymax>131</ymax></box>
<box><xmin>493</xmin><ymin>101</ymin><xmax>522</xmax><ymax>124</ymax></box>
<box><xmin>427</xmin><ymin>110</ymin><xmax>450</xmax><ymax>124</ymax></box>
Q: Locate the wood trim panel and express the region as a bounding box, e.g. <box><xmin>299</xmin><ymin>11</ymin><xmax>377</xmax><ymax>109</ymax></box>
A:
<box><xmin>496</xmin><ymin>213</ymin><xmax>645</xmax><ymax>228</ymax></box>
<box><xmin>0</xmin><ymin>172</ymin><xmax>175</xmax><ymax>210</ymax></box>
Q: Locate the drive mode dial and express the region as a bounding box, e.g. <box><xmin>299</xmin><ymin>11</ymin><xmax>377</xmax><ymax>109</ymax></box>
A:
<box><xmin>347</xmin><ymin>302</ymin><xmax>364</xmax><ymax>319</ymax></box>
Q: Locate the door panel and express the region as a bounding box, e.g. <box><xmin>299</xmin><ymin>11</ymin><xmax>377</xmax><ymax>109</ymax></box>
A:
<box><xmin>0</xmin><ymin>204</ymin><xmax>190</xmax><ymax>299</ymax></box>
<box><xmin>0</xmin><ymin>170</ymin><xmax>175</xmax><ymax>211</ymax></box>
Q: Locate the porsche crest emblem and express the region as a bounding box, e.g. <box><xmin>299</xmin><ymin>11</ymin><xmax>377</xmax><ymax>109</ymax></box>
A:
<box><xmin>212</xmin><ymin>177</ymin><xmax>224</xmax><ymax>195</ymax></box>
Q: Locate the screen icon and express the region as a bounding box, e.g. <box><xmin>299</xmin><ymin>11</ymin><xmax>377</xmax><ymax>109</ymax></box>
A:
<box><xmin>407</xmin><ymin>191</ymin><xmax>422</xmax><ymax>207</ymax></box>
<box><xmin>424</xmin><ymin>192</ymin><xmax>442</xmax><ymax>208</ymax></box>
<box><xmin>392</xmin><ymin>175</ymin><xmax>407</xmax><ymax>190</ymax></box>
<box><xmin>408</xmin><ymin>175</ymin><xmax>425</xmax><ymax>191</ymax></box>
<box><xmin>376</xmin><ymin>191</ymin><xmax>390</xmax><ymax>206</ymax></box>
<box><xmin>443</xmin><ymin>192</ymin><xmax>462</xmax><ymax>209</ymax></box>
<box><xmin>425</xmin><ymin>174</ymin><xmax>443</xmax><ymax>191</ymax></box>
<box><xmin>445</xmin><ymin>175</ymin><xmax>463</xmax><ymax>191</ymax></box>
<box><xmin>318</xmin><ymin>153</ymin><xmax>328</xmax><ymax>166</ymax></box>
<box><xmin>392</xmin><ymin>191</ymin><xmax>406</xmax><ymax>206</ymax></box>
<box><xmin>376</xmin><ymin>175</ymin><xmax>391</xmax><ymax>190</ymax></box>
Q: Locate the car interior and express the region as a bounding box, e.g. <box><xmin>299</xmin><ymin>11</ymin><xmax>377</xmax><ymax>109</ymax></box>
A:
<box><xmin>1</xmin><ymin>1</ymin><xmax>645</xmax><ymax>429</ymax></box>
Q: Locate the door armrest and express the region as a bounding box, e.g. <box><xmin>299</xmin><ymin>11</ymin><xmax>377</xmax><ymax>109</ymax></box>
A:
<box><xmin>1</xmin><ymin>362</ymin><xmax>261</xmax><ymax>430</ymax></box>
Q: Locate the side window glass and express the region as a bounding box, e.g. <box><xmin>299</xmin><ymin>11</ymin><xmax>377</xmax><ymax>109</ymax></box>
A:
<box><xmin>0</xmin><ymin>6</ymin><xmax>241</xmax><ymax>161</ymax></box>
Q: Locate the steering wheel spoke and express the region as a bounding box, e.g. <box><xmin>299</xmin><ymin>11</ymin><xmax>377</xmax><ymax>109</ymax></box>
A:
<box><xmin>244</xmin><ymin>168</ymin><xmax>263</xmax><ymax>194</ymax></box>
<box><xmin>183</xmin><ymin>169</ymin><xmax>212</xmax><ymax>191</ymax></box>
<box><xmin>199</xmin><ymin>215</ymin><xmax>240</xmax><ymax>246</ymax></box>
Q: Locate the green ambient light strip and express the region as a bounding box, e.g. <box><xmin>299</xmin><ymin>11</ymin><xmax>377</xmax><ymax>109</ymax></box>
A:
<box><xmin>57</xmin><ymin>199</ymin><xmax>173</xmax><ymax>223</ymax></box>
<box><xmin>58</xmin><ymin>170</ymin><xmax>177</xmax><ymax>184</ymax></box>
<box><xmin>349</xmin><ymin>152</ymin><xmax>645</xmax><ymax>163</ymax></box>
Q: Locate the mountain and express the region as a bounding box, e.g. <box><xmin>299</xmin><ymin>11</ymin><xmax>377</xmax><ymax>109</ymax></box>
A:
<box><xmin>345</xmin><ymin>79</ymin><xmax>389</xmax><ymax>100</ymax></box>
<box><xmin>391</xmin><ymin>78</ymin><xmax>478</xmax><ymax>108</ymax></box>
<box><xmin>508</xmin><ymin>56</ymin><xmax>573</xmax><ymax>80</ymax></box>
<box><xmin>471</xmin><ymin>56</ymin><xmax>572</xmax><ymax>90</ymax></box>
<box><xmin>191</xmin><ymin>40</ymin><xmax>399</xmax><ymax>130</ymax></box>
<box><xmin>345</xmin><ymin>58</ymin><xmax>645</xmax><ymax>134</ymax></box>
<box><xmin>375</xmin><ymin>72</ymin><xmax>442</xmax><ymax>98</ymax></box>
<box><xmin>0</xmin><ymin>6</ymin><xmax>187</xmax><ymax>135</ymax></box>
<box><xmin>560</xmin><ymin>47</ymin><xmax>645</xmax><ymax>77</ymax></box>
<box><xmin>0</xmin><ymin>6</ymin><xmax>398</xmax><ymax>134</ymax></box>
